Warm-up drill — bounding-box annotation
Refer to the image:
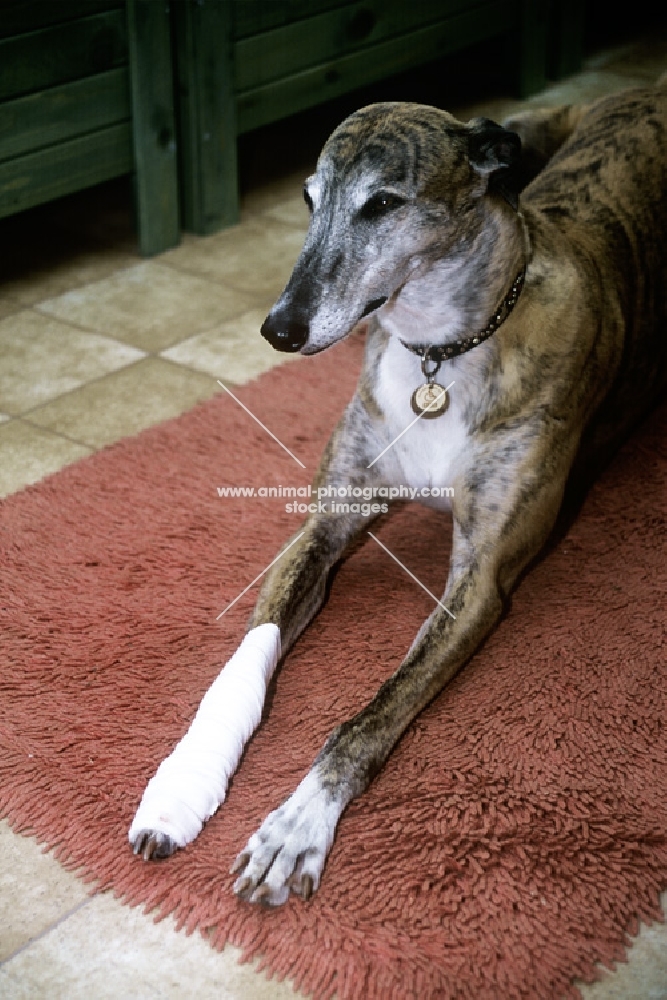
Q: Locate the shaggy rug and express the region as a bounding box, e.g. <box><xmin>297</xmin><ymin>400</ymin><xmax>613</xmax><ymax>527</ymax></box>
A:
<box><xmin>1</xmin><ymin>331</ymin><xmax>666</xmax><ymax>999</ymax></box>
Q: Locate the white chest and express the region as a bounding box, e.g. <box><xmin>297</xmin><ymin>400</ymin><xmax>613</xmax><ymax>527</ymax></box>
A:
<box><xmin>371</xmin><ymin>338</ymin><xmax>471</xmax><ymax>509</ymax></box>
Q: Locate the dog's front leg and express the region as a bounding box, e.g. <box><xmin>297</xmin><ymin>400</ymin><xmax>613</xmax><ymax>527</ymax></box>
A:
<box><xmin>129</xmin><ymin>513</ymin><xmax>378</xmax><ymax>862</ymax></box>
<box><xmin>130</xmin><ymin>403</ymin><xmax>386</xmax><ymax>861</ymax></box>
<box><xmin>231</xmin><ymin>552</ymin><xmax>501</xmax><ymax>906</ymax></box>
<box><xmin>233</xmin><ymin>440</ymin><xmax>573</xmax><ymax>905</ymax></box>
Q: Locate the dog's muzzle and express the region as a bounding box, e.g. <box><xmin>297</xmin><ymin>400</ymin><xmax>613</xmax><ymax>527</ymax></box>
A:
<box><xmin>260</xmin><ymin>313</ymin><xmax>309</xmax><ymax>352</ymax></box>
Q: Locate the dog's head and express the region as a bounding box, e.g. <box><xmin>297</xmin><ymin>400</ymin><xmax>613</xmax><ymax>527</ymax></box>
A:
<box><xmin>261</xmin><ymin>103</ymin><xmax>521</xmax><ymax>355</ymax></box>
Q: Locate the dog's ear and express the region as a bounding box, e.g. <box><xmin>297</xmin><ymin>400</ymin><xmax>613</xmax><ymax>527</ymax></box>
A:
<box><xmin>467</xmin><ymin>117</ymin><xmax>522</xmax><ymax>172</ymax></box>
<box><xmin>466</xmin><ymin>118</ymin><xmax>522</xmax><ymax>209</ymax></box>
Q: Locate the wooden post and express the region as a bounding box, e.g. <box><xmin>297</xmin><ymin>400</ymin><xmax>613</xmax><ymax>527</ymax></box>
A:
<box><xmin>126</xmin><ymin>0</ymin><xmax>180</xmax><ymax>256</ymax></box>
<box><xmin>517</xmin><ymin>0</ymin><xmax>549</xmax><ymax>98</ymax></box>
<box><xmin>552</xmin><ymin>0</ymin><xmax>585</xmax><ymax>80</ymax></box>
<box><xmin>172</xmin><ymin>0</ymin><xmax>239</xmax><ymax>235</ymax></box>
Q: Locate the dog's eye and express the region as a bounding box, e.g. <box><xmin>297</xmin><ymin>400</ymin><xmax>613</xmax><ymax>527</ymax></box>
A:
<box><xmin>359</xmin><ymin>192</ymin><xmax>405</xmax><ymax>220</ymax></box>
<box><xmin>303</xmin><ymin>186</ymin><xmax>314</xmax><ymax>212</ymax></box>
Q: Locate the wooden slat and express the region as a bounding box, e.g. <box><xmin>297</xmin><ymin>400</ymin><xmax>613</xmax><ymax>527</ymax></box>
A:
<box><xmin>0</xmin><ymin>68</ymin><xmax>130</xmax><ymax>163</ymax></box>
<box><xmin>0</xmin><ymin>123</ymin><xmax>132</xmax><ymax>219</ymax></box>
<box><xmin>237</xmin><ymin>0</ymin><xmax>515</xmax><ymax>134</ymax></box>
<box><xmin>0</xmin><ymin>1</ymin><xmax>121</xmax><ymax>40</ymax></box>
<box><xmin>0</xmin><ymin>9</ymin><xmax>127</xmax><ymax>102</ymax></box>
<box><xmin>126</xmin><ymin>0</ymin><xmax>179</xmax><ymax>256</ymax></box>
<box><xmin>516</xmin><ymin>0</ymin><xmax>547</xmax><ymax>97</ymax></box>
<box><xmin>235</xmin><ymin>0</ymin><xmax>472</xmax><ymax>93</ymax></box>
<box><xmin>172</xmin><ymin>0</ymin><xmax>239</xmax><ymax>235</ymax></box>
<box><xmin>551</xmin><ymin>0</ymin><xmax>585</xmax><ymax>80</ymax></box>
<box><xmin>233</xmin><ymin>0</ymin><xmax>348</xmax><ymax>41</ymax></box>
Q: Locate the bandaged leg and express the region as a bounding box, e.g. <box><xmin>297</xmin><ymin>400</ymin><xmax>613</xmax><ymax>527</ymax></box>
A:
<box><xmin>129</xmin><ymin>623</ymin><xmax>280</xmax><ymax>857</ymax></box>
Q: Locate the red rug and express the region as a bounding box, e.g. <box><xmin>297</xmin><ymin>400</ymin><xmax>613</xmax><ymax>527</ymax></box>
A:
<box><xmin>1</xmin><ymin>332</ymin><xmax>666</xmax><ymax>999</ymax></box>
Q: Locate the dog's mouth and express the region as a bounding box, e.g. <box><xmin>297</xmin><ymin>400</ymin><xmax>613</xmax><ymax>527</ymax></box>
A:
<box><xmin>298</xmin><ymin>297</ymin><xmax>389</xmax><ymax>356</ymax></box>
<box><xmin>360</xmin><ymin>297</ymin><xmax>388</xmax><ymax>319</ymax></box>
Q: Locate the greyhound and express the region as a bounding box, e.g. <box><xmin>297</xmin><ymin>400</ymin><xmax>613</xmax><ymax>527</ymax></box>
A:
<box><xmin>133</xmin><ymin>80</ymin><xmax>667</xmax><ymax>906</ymax></box>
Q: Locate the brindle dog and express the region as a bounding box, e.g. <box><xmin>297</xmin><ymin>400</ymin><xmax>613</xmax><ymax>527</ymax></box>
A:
<box><xmin>137</xmin><ymin>78</ymin><xmax>667</xmax><ymax>906</ymax></box>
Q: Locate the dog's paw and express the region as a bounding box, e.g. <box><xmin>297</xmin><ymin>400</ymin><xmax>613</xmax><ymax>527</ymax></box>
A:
<box><xmin>131</xmin><ymin>829</ymin><xmax>179</xmax><ymax>861</ymax></box>
<box><xmin>231</xmin><ymin>770</ymin><xmax>342</xmax><ymax>906</ymax></box>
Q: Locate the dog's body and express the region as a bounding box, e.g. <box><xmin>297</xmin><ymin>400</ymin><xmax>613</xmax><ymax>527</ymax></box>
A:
<box><xmin>133</xmin><ymin>79</ymin><xmax>667</xmax><ymax>906</ymax></box>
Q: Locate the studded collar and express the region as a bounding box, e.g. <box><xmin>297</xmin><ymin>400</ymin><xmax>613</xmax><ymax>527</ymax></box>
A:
<box><xmin>400</xmin><ymin>266</ymin><xmax>526</xmax><ymax>365</ymax></box>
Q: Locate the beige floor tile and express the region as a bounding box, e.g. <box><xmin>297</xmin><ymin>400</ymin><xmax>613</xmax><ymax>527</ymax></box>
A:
<box><xmin>0</xmin><ymin>413</ymin><xmax>10</xmax><ymax>423</ymax></box>
<box><xmin>161</xmin><ymin>219</ymin><xmax>307</xmax><ymax>300</ymax></box>
<box><xmin>25</xmin><ymin>357</ymin><xmax>219</xmax><ymax>449</ymax></box>
<box><xmin>261</xmin><ymin>193</ymin><xmax>311</xmax><ymax>230</ymax></box>
<box><xmin>0</xmin><ymin>295</ymin><xmax>24</xmax><ymax>322</ymax></box>
<box><xmin>0</xmin><ymin>310</ymin><xmax>144</xmax><ymax>416</ymax></box>
<box><xmin>1</xmin><ymin>890</ymin><xmax>299</xmax><ymax>1000</ymax></box>
<box><xmin>240</xmin><ymin>169</ymin><xmax>312</xmax><ymax>221</ymax></box>
<box><xmin>37</xmin><ymin>262</ymin><xmax>255</xmax><ymax>353</ymax></box>
<box><xmin>0</xmin><ymin>420</ymin><xmax>91</xmax><ymax>497</ymax></box>
<box><xmin>1</xmin><ymin>233</ymin><xmax>138</xmax><ymax>310</ymax></box>
<box><xmin>578</xmin><ymin>892</ymin><xmax>667</xmax><ymax>999</ymax></box>
<box><xmin>161</xmin><ymin>305</ymin><xmax>298</xmax><ymax>384</ymax></box>
<box><xmin>0</xmin><ymin>821</ymin><xmax>91</xmax><ymax>962</ymax></box>
<box><xmin>0</xmin><ymin>970</ymin><xmax>28</xmax><ymax>999</ymax></box>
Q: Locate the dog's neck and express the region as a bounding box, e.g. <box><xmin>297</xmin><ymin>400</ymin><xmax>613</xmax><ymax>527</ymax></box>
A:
<box><xmin>379</xmin><ymin>208</ymin><xmax>530</xmax><ymax>352</ymax></box>
<box><xmin>401</xmin><ymin>265</ymin><xmax>526</xmax><ymax>365</ymax></box>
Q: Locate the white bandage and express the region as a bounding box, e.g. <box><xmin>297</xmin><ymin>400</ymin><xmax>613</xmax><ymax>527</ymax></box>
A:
<box><xmin>128</xmin><ymin>623</ymin><xmax>281</xmax><ymax>848</ymax></box>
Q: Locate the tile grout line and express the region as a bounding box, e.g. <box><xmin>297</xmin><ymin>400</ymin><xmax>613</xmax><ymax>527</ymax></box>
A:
<box><xmin>0</xmin><ymin>349</ymin><xmax>295</xmax><ymax>495</ymax></box>
<box><xmin>5</xmin><ymin>355</ymin><xmax>218</xmax><ymax>426</ymax></box>
<box><xmin>155</xmin><ymin>256</ymin><xmax>297</xmax><ymax>300</ymax></box>
<box><xmin>7</xmin><ymin>304</ymin><xmax>150</xmax><ymax>348</ymax></box>
<box><xmin>9</xmin><ymin>257</ymin><xmax>147</xmax><ymax>311</ymax></box>
<box><xmin>2</xmin><ymin>332</ymin><xmax>293</xmax><ymax>437</ymax></box>
<box><xmin>0</xmin><ymin>895</ymin><xmax>94</xmax><ymax>968</ymax></box>
<box><xmin>16</xmin><ymin>416</ymin><xmax>98</xmax><ymax>453</ymax></box>
<box><xmin>5</xmin><ymin>355</ymin><xmax>286</xmax><ymax>461</ymax></box>
<box><xmin>6</xmin><ymin>243</ymin><xmax>265</xmax><ymax>315</ymax></box>
<box><xmin>3</xmin><ymin>356</ymin><xmax>152</xmax><ymax>423</ymax></box>
<box><xmin>31</xmin><ymin>298</ymin><xmax>262</xmax><ymax>353</ymax></box>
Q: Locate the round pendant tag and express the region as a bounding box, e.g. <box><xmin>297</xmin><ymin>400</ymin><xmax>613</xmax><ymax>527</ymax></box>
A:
<box><xmin>411</xmin><ymin>382</ymin><xmax>449</xmax><ymax>418</ymax></box>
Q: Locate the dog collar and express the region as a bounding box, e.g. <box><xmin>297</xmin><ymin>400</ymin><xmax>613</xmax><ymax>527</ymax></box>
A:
<box><xmin>400</xmin><ymin>266</ymin><xmax>526</xmax><ymax>365</ymax></box>
<box><xmin>400</xmin><ymin>266</ymin><xmax>526</xmax><ymax>418</ymax></box>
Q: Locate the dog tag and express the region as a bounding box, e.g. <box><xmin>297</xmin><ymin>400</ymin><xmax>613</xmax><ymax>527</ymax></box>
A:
<box><xmin>411</xmin><ymin>382</ymin><xmax>449</xmax><ymax>419</ymax></box>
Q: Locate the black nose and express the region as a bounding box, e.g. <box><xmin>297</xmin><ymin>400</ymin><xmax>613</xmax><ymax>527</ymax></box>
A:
<box><xmin>260</xmin><ymin>314</ymin><xmax>309</xmax><ymax>352</ymax></box>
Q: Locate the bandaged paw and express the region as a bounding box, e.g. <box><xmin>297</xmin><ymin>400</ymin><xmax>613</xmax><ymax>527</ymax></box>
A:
<box><xmin>129</xmin><ymin>623</ymin><xmax>280</xmax><ymax>852</ymax></box>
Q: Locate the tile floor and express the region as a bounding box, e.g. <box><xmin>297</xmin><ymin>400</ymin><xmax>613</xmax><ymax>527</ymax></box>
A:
<box><xmin>1</xmin><ymin>31</ymin><xmax>667</xmax><ymax>1000</ymax></box>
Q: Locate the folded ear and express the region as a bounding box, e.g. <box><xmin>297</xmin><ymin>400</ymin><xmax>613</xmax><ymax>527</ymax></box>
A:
<box><xmin>466</xmin><ymin>117</ymin><xmax>522</xmax><ymax>209</ymax></box>
<box><xmin>467</xmin><ymin>117</ymin><xmax>522</xmax><ymax>173</ymax></box>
